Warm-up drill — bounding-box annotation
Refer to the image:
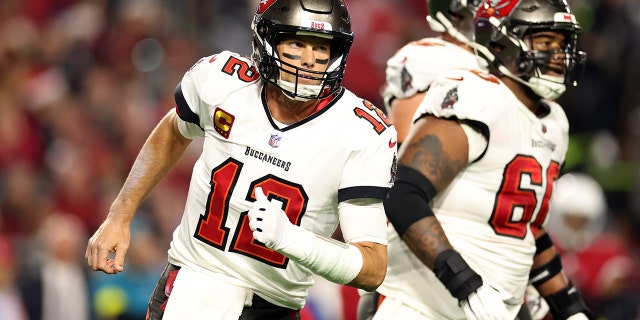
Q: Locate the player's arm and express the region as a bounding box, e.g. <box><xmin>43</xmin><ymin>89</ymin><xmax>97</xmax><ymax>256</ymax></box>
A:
<box><xmin>86</xmin><ymin>109</ymin><xmax>192</xmax><ymax>274</ymax></box>
<box><xmin>338</xmin><ymin>198</ymin><xmax>388</xmax><ymax>291</ymax></box>
<box><xmin>388</xmin><ymin>92</ymin><xmax>426</xmax><ymax>145</ymax></box>
<box><xmin>385</xmin><ymin>115</ymin><xmax>515</xmax><ymax>319</ymax></box>
<box><xmin>248</xmin><ymin>189</ymin><xmax>388</xmax><ymax>291</ymax></box>
<box><xmin>530</xmin><ymin>229</ymin><xmax>595</xmax><ymax>320</ymax></box>
<box><xmin>386</xmin><ymin>115</ymin><xmax>467</xmax><ymax>266</ymax></box>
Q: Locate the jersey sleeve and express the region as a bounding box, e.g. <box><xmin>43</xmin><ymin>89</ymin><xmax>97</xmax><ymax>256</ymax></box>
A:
<box><xmin>338</xmin><ymin>99</ymin><xmax>398</xmax><ymax>202</ymax></box>
<box><xmin>382</xmin><ymin>38</ymin><xmax>480</xmax><ymax>111</ymax></box>
<box><xmin>413</xmin><ymin>69</ymin><xmax>497</xmax><ymax>124</ymax></box>
<box><xmin>174</xmin><ymin>51</ymin><xmax>257</xmax><ymax>139</ymax></box>
<box><xmin>382</xmin><ymin>40</ymin><xmax>445</xmax><ymax>109</ymax></box>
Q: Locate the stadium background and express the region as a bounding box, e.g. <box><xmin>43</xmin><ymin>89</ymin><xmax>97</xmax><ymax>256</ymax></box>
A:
<box><xmin>0</xmin><ymin>0</ymin><xmax>639</xmax><ymax>319</ymax></box>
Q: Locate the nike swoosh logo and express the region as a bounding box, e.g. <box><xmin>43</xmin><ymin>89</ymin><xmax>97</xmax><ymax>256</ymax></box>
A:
<box><xmin>389</xmin><ymin>139</ymin><xmax>397</xmax><ymax>148</ymax></box>
<box><xmin>447</xmin><ymin>76</ymin><xmax>464</xmax><ymax>81</ymax></box>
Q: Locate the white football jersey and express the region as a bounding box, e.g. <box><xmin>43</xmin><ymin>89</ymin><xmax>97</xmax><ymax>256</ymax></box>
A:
<box><xmin>382</xmin><ymin>37</ymin><xmax>479</xmax><ymax>110</ymax></box>
<box><xmin>377</xmin><ymin>68</ymin><xmax>569</xmax><ymax>319</ymax></box>
<box><xmin>166</xmin><ymin>51</ymin><xmax>397</xmax><ymax>310</ymax></box>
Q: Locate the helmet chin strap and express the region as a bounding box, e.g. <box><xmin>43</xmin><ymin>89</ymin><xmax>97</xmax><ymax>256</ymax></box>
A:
<box><xmin>276</xmin><ymin>79</ymin><xmax>323</xmax><ymax>101</ymax></box>
<box><xmin>470</xmin><ymin>42</ymin><xmax>566</xmax><ymax>99</ymax></box>
<box><xmin>527</xmin><ymin>75</ymin><xmax>566</xmax><ymax>100</ymax></box>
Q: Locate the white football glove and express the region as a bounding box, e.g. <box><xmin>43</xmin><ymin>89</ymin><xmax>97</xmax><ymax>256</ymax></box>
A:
<box><xmin>460</xmin><ymin>283</ymin><xmax>519</xmax><ymax>320</ymax></box>
<box><xmin>525</xmin><ymin>285</ymin><xmax>550</xmax><ymax>320</ymax></box>
<box><xmin>247</xmin><ymin>187</ymin><xmax>292</xmax><ymax>250</ymax></box>
<box><xmin>566</xmin><ymin>313</ymin><xmax>590</xmax><ymax>320</ymax></box>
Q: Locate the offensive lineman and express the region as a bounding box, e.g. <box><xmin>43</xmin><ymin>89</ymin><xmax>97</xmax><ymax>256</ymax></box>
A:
<box><xmin>85</xmin><ymin>1</ymin><xmax>396</xmax><ymax>319</ymax></box>
<box><xmin>377</xmin><ymin>0</ymin><xmax>593</xmax><ymax>319</ymax></box>
<box><xmin>382</xmin><ymin>0</ymin><xmax>482</xmax><ymax>146</ymax></box>
<box><xmin>357</xmin><ymin>1</ymin><xmax>482</xmax><ymax>319</ymax></box>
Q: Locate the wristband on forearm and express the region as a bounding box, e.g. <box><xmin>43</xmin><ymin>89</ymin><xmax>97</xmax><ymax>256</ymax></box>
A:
<box><xmin>529</xmin><ymin>253</ymin><xmax>563</xmax><ymax>287</ymax></box>
<box><xmin>544</xmin><ymin>283</ymin><xmax>595</xmax><ymax>320</ymax></box>
<box><xmin>433</xmin><ymin>249</ymin><xmax>483</xmax><ymax>300</ymax></box>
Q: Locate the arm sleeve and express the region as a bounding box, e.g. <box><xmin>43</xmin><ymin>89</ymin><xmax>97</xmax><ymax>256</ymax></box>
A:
<box><xmin>338</xmin><ymin>199</ymin><xmax>388</xmax><ymax>245</ymax></box>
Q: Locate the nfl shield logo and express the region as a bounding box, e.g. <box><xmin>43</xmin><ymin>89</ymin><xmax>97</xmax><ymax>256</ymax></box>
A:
<box><xmin>269</xmin><ymin>134</ymin><xmax>281</xmax><ymax>148</ymax></box>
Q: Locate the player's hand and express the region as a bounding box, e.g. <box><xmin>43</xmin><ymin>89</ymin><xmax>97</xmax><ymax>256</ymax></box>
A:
<box><xmin>460</xmin><ymin>283</ymin><xmax>519</xmax><ymax>320</ymax></box>
<box><xmin>524</xmin><ymin>285</ymin><xmax>550</xmax><ymax>320</ymax></box>
<box><xmin>248</xmin><ymin>187</ymin><xmax>292</xmax><ymax>250</ymax></box>
<box><xmin>85</xmin><ymin>216</ymin><xmax>131</xmax><ymax>274</ymax></box>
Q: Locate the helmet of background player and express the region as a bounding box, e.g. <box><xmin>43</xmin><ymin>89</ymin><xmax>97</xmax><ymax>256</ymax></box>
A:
<box><xmin>251</xmin><ymin>0</ymin><xmax>354</xmax><ymax>101</ymax></box>
<box><xmin>472</xmin><ymin>0</ymin><xmax>587</xmax><ymax>99</ymax></box>
<box><xmin>548</xmin><ymin>173</ymin><xmax>607</xmax><ymax>251</ymax></box>
<box><xmin>427</xmin><ymin>0</ymin><xmax>483</xmax><ymax>44</ymax></box>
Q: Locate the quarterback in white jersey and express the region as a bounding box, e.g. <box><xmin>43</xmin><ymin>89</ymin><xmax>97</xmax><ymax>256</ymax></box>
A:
<box><xmin>168</xmin><ymin>50</ymin><xmax>395</xmax><ymax>309</ymax></box>
<box><xmin>378</xmin><ymin>1</ymin><xmax>594</xmax><ymax>320</ymax></box>
<box><xmin>85</xmin><ymin>1</ymin><xmax>396</xmax><ymax>319</ymax></box>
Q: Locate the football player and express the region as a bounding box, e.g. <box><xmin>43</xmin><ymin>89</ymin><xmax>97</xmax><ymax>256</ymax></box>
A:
<box><xmin>358</xmin><ymin>1</ymin><xmax>482</xmax><ymax>319</ymax></box>
<box><xmin>377</xmin><ymin>0</ymin><xmax>594</xmax><ymax>319</ymax></box>
<box><xmin>85</xmin><ymin>1</ymin><xmax>397</xmax><ymax>319</ymax></box>
<box><xmin>382</xmin><ymin>0</ymin><xmax>482</xmax><ymax>147</ymax></box>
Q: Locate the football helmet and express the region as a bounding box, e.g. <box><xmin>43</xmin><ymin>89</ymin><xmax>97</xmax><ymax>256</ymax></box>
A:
<box><xmin>473</xmin><ymin>0</ymin><xmax>587</xmax><ymax>99</ymax></box>
<box><xmin>548</xmin><ymin>172</ymin><xmax>606</xmax><ymax>250</ymax></box>
<box><xmin>251</xmin><ymin>0</ymin><xmax>353</xmax><ymax>101</ymax></box>
<box><xmin>426</xmin><ymin>0</ymin><xmax>483</xmax><ymax>43</ymax></box>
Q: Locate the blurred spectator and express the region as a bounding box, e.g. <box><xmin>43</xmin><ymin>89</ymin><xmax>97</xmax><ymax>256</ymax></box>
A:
<box><xmin>0</xmin><ymin>0</ymin><xmax>639</xmax><ymax>319</ymax></box>
<box><xmin>548</xmin><ymin>172</ymin><xmax>640</xmax><ymax>319</ymax></box>
<box><xmin>25</xmin><ymin>213</ymin><xmax>90</xmax><ymax>320</ymax></box>
<box><xmin>0</xmin><ymin>236</ymin><xmax>27</xmax><ymax>320</ymax></box>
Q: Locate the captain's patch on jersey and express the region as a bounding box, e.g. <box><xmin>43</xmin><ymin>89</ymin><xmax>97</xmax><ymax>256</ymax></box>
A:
<box><xmin>213</xmin><ymin>107</ymin><xmax>235</xmax><ymax>139</ymax></box>
<box><xmin>441</xmin><ymin>87</ymin><xmax>459</xmax><ymax>109</ymax></box>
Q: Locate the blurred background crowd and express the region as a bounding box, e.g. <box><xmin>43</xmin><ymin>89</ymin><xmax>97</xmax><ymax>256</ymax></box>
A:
<box><xmin>0</xmin><ymin>0</ymin><xmax>639</xmax><ymax>319</ymax></box>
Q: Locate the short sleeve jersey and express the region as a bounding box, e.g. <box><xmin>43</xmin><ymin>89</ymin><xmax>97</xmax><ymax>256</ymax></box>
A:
<box><xmin>377</xmin><ymin>68</ymin><xmax>569</xmax><ymax>319</ymax></box>
<box><xmin>382</xmin><ymin>37</ymin><xmax>479</xmax><ymax>110</ymax></box>
<box><xmin>167</xmin><ymin>51</ymin><xmax>397</xmax><ymax>309</ymax></box>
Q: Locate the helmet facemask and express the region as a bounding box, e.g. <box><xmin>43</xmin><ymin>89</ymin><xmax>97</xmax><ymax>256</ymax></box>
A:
<box><xmin>473</xmin><ymin>0</ymin><xmax>587</xmax><ymax>99</ymax></box>
<box><xmin>251</xmin><ymin>0</ymin><xmax>353</xmax><ymax>101</ymax></box>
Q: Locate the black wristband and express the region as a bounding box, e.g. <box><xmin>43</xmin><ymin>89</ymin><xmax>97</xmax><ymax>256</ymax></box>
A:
<box><xmin>434</xmin><ymin>249</ymin><xmax>483</xmax><ymax>301</ymax></box>
<box><xmin>544</xmin><ymin>284</ymin><xmax>595</xmax><ymax>320</ymax></box>
<box><xmin>529</xmin><ymin>253</ymin><xmax>563</xmax><ymax>287</ymax></box>
<box><xmin>535</xmin><ymin>232</ymin><xmax>554</xmax><ymax>256</ymax></box>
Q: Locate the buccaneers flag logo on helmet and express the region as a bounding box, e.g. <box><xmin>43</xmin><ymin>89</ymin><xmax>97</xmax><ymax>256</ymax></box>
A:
<box><xmin>476</xmin><ymin>0</ymin><xmax>521</xmax><ymax>20</ymax></box>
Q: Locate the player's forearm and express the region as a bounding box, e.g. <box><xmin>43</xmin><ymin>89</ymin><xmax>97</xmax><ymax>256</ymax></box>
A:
<box><xmin>530</xmin><ymin>230</ymin><xmax>570</xmax><ymax>295</ymax></box>
<box><xmin>109</xmin><ymin>110</ymin><xmax>192</xmax><ymax>222</ymax></box>
<box><xmin>348</xmin><ymin>242</ymin><xmax>387</xmax><ymax>291</ymax></box>
<box><xmin>401</xmin><ymin>216</ymin><xmax>453</xmax><ymax>270</ymax></box>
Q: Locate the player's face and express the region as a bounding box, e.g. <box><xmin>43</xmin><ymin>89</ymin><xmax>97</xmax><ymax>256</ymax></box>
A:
<box><xmin>526</xmin><ymin>30</ymin><xmax>567</xmax><ymax>77</ymax></box>
<box><xmin>276</xmin><ymin>34</ymin><xmax>331</xmax><ymax>85</ymax></box>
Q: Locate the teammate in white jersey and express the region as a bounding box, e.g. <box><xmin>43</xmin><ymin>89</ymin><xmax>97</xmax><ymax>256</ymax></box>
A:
<box><xmin>377</xmin><ymin>0</ymin><xmax>593</xmax><ymax>320</ymax></box>
<box><xmin>85</xmin><ymin>1</ymin><xmax>397</xmax><ymax>319</ymax></box>
<box><xmin>382</xmin><ymin>0</ymin><xmax>481</xmax><ymax>146</ymax></box>
<box><xmin>358</xmin><ymin>1</ymin><xmax>481</xmax><ymax>319</ymax></box>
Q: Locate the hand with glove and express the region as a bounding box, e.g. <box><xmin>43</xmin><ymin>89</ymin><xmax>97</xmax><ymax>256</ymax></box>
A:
<box><xmin>246</xmin><ymin>187</ymin><xmax>364</xmax><ymax>285</ymax></box>
<box><xmin>434</xmin><ymin>249</ymin><xmax>519</xmax><ymax>320</ymax></box>
<box><xmin>247</xmin><ymin>187</ymin><xmax>292</xmax><ymax>251</ymax></box>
